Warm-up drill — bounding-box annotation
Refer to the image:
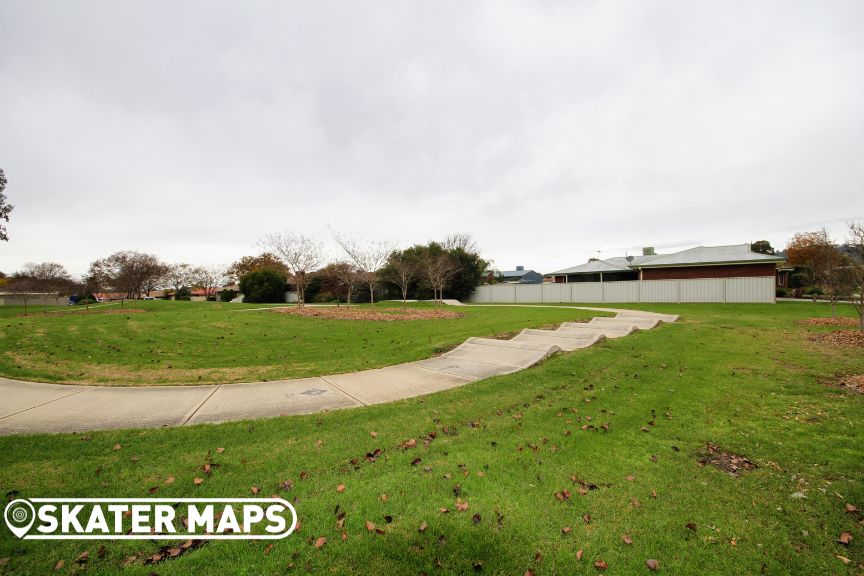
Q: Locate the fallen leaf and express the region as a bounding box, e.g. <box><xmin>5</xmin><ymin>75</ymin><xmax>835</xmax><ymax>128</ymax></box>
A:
<box><xmin>583</xmin><ymin>514</ymin><xmax>591</xmax><ymax>524</ymax></box>
<box><xmin>165</xmin><ymin>476</ymin><xmax>175</xmax><ymax>485</ymax></box>
<box><xmin>341</xmin><ymin>531</ymin><xmax>348</xmax><ymax>541</ymax></box>
<box><xmin>112</xmin><ymin>444</ymin><xmax>122</xmax><ymax>451</ymax></box>
<box><xmin>251</xmin><ymin>486</ymin><xmax>260</xmax><ymax>495</ymax></box>
<box><xmin>216</xmin><ymin>447</ymin><xmax>225</xmax><ymax>454</ymax></box>
<box><xmin>836</xmin><ymin>555</ymin><xmax>851</xmax><ymax>565</ymax></box>
<box><xmin>402</xmin><ymin>438</ymin><xmax>417</xmax><ymax>449</ymax></box>
<box><xmin>646</xmin><ymin>559</ymin><xmax>659</xmax><ymax>571</ymax></box>
<box><xmin>594</xmin><ymin>559</ymin><xmax>608</xmax><ymax>570</ymax></box>
<box><xmin>337</xmin><ymin>484</ymin><xmax>345</xmax><ymax>493</ymax></box>
<box><xmin>621</xmin><ymin>534</ymin><xmax>633</xmax><ymax>545</ymax></box>
<box><xmin>96</xmin><ymin>546</ymin><xmax>106</xmax><ymax>559</ymax></box>
<box><xmin>148</xmin><ymin>486</ymin><xmax>158</xmax><ymax>494</ymax></box>
<box><xmin>472</xmin><ymin>513</ymin><xmax>482</xmax><ymax>525</ymax></box>
<box><xmin>439</xmin><ymin>508</ymin><xmax>449</xmax><ymax>514</ymax></box>
<box><xmin>264</xmin><ymin>543</ymin><xmax>273</xmax><ymax>555</ymax></box>
<box><xmin>365</xmin><ymin>520</ymin><xmax>376</xmax><ymax>532</ymax></box>
<box><xmin>314</xmin><ymin>536</ymin><xmax>326</xmax><ymax>549</ymax></box>
<box><xmin>0</xmin><ymin>558</ymin><xmax>9</xmax><ymax>566</ymax></box>
<box><xmin>651</xmin><ymin>490</ymin><xmax>657</xmax><ymax>498</ymax></box>
<box><xmin>370</xmin><ymin>431</ymin><xmax>378</xmax><ymax>438</ymax></box>
<box><xmin>411</xmin><ymin>457</ymin><xmax>422</xmax><ymax>466</ymax></box>
<box><xmin>75</xmin><ymin>551</ymin><xmax>89</xmax><ymax>564</ymax></box>
<box><xmin>576</xmin><ymin>549</ymin><xmax>584</xmax><ymax>561</ymax></box>
<box><xmin>838</xmin><ymin>532</ymin><xmax>852</xmax><ymax>545</ymax></box>
<box><xmin>626</xmin><ymin>475</ymin><xmax>635</xmax><ymax>482</ymax></box>
<box><xmin>456</xmin><ymin>499</ymin><xmax>469</xmax><ymax>512</ymax></box>
<box><xmin>631</xmin><ymin>498</ymin><xmax>641</xmax><ymax>508</ymax></box>
<box><xmin>54</xmin><ymin>560</ymin><xmax>65</xmax><ymax>571</ymax></box>
<box><xmin>685</xmin><ymin>522</ymin><xmax>697</xmax><ymax>531</ymax></box>
<box><xmin>525</xmin><ymin>570</ymin><xmax>535</xmax><ymax>576</ymax></box>
<box><xmin>193</xmin><ymin>477</ymin><xmax>204</xmax><ymax>486</ymax></box>
<box><xmin>562</xmin><ymin>526</ymin><xmax>572</xmax><ymax>534</ymax></box>
<box><xmin>419</xmin><ymin>521</ymin><xmax>428</xmax><ymax>533</ymax></box>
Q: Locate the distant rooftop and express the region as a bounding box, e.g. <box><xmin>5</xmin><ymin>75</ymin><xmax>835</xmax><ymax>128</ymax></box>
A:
<box><xmin>549</xmin><ymin>244</ymin><xmax>784</xmax><ymax>275</ymax></box>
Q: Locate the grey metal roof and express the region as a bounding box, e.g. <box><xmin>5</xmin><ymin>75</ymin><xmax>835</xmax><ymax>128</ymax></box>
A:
<box><xmin>638</xmin><ymin>244</ymin><xmax>785</xmax><ymax>267</ymax></box>
<box><xmin>499</xmin><ymin>269</ymin><xmax>534</xmax><ymax>277</ymax></box>
<box><xmin>550</xmin><ymin>244</ymin><xmax>784</xmax><ymax>275</ymax></box>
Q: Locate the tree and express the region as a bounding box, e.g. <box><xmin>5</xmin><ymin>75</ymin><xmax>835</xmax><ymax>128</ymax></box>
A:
<box><xmin>750</xmin><ymin>240</ymin><xmax>775</xmax><ymax>255</ymax></box>
<box><xmin>239</xmin><ymin>270</ymin><xmax>287</xmax><ymax>303</ymax></box>
<box><xmin>261</xmin><ymin>234</ymin><xmax>323</xmax><ymax>307</ymax></box>
<box><xmin>5</xmin><ymin>273</ymin><xmax>37</xmax><ymax>315</ymax></box>
<box><xmin>384</xmin><ymin>252</ymin><xmax>416</xmax><ymax>302</ymax></box>
<box><xmin>421</xmin><ymin>251</ymin><xmax>456</xmax><ymax>306</ymax></box>
<box><xmin>0</xmin><ymin>169</ymin><xmax>12</xmax><ymax>241</ymax></box>
<box><xmin>334</xmin><ymin>236</ymin><xmax>393</xmax><ymax>307</ymax></box>
<box><xmin>226</xmin><ymin>253</ymin><xmax>290</xmax><ymax>282</ymax></box>
<box><xmin>192</xmin><ymin>265</ymin><xmax>226</xmax><ymax>300</ymax></box>
<box><xmin>318</xmin><ymin>262</ymin><xmax>360</xmax><ymax>305</ymax></box>
<box><xmin>87</xmin><ymin>251</ymin><xmax>167</xmax><ymax>299</ymax></box>
<box><xmin>20</xmin><ymin>262</ymin><xmax>74</xmax><ymax>312</ymax></box>
<box><xmin>844</xmin><ymin>222</ymin><xmax>864</xmax><ymax>330</ymax></box>
<box><xmin>166</xmin><ymin>263</ymin><xmax>194</xmax><ymax>293</ymax></box>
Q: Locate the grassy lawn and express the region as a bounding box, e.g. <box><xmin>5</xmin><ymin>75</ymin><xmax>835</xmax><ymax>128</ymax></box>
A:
<box><xmin>0</xmin><ymin>301</ymin><xmax>604</xmax><ymax>385</ymax></box>
<box><xmin>0</xmin><ymin>302</ymin><xmax>862</xmax><ymax>574</ymax></box>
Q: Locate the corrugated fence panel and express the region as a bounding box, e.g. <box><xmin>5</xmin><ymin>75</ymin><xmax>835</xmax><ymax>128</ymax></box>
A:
<box><xmin>602</xmin><ymin>281</ymin><xmax>639</xmax><ymax>302</ymax></box>
<box><xmin>679</xmin><ymin>278</ymin><xmax>725</xmax><ymax>303</ymax></box>
<box><xmin>639</xmin><ymin>280</ymin><xmax>679</xmax><ymax>302</ymax></box>
<box><xmin>725</xmin><ymin>276</ymin><xmax>774</xmax><ymax>303</ymax></box>
<box><xmin>467</xmin><ymin>277</ymin><xmax>775</xmax><ymax>303</ymax></box>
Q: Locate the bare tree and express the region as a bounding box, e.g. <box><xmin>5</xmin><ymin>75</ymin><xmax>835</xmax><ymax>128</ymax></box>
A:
<box><xmin>5</xmin><ymin>273</ymin><xmax>37</xmax><ymax>315</ymax></box>
<box><xmin>192</xmin><ymin>265</ymin><xmax>226</xmax><ymax>300</ymax></box>
<box><xmin>810</xmin><ymin>229</ymin><xmax>843</xmax><ymax>316</ymax></box>
<box><xmin>20</xmin><ymin>262</ymin><xmax>73</xmax><ymax>311</ymax></box>
<box><xmin>334</xmin><ymin>236</ymin><xmax>393</xmax><ymax>307</ymax></box>
<box><xmin>385</xmin><ymin>252</ymin><xmax>416</xmax><ymax>302</ymax></box>
<box><xmin>87</xmin><ymin>251</ymin><xmax>167</xmax><ymax>299</ymax></box>
<box><xmin>421</xmin><ymin>253</ymin><xmax>456</xmax><ymax>307</ymax></box>
<box><xmin>442</xmin><ymin>232</ymin><xmax>479</xmax><ymax>254</ymax></box>
<box><xmin>166</xmin><ymin>263</ymin><xmax>194</xmax><ymax>293</ymax></box>
<box><xmin>261</xmin><ymin>233</ymin><xmax>324</xmax><ymax>306</ymax></box>
<box><xmin>329</xmin><ymin>261</ymin><xmax>360</xmax><ymax>305</ymax></box>
<box><xmin>845</xmin><ymin>222</ymin><xmax>864</xmax><ymax>330</ymax></box>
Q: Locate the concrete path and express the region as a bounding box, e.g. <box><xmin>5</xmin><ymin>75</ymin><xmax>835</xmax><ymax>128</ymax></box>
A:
<box><xmin>0</xmin><ymin>306</ymin><xmax>677</xmax><ymax>435</ymax></box>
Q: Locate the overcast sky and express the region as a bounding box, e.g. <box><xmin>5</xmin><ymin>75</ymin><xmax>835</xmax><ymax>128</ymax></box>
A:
<box><xmin>2</xmin><ymin>1</ymin><xmax>863</xmax><ymax>276</ymax></box>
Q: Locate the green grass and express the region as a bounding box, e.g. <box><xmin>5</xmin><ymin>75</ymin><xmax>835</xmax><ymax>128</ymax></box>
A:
<box><xmin>0</xmin><ymin>300</ymin><xmax>603</xmax><ymax>385</ymax></box>
<box><xmin>0</xmin><ymin>303</ymin><xmax>862</xmax><ymax>574</ymax></box>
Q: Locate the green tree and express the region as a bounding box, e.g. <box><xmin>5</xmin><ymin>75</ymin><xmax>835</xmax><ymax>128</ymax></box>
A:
<box><xmin>0</xmin><ymin>169</ymin><xmax>12</xmax><ymax>241</ymax></box>
<box><xmin>239</xmin><ymin>270</ymin><xmax>287</xmax><ymax>303</ymax></box>
<box><xmin>750</xmin><ymin>240</ymin><xmax>774</xmax><ymax>255</ymax></box>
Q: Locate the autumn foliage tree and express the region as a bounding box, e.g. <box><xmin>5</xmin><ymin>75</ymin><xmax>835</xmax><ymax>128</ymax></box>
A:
<box><xmin>226</xmin><ymin>253</ymin><xmax>290</xmax><ymax>283</ymax></box>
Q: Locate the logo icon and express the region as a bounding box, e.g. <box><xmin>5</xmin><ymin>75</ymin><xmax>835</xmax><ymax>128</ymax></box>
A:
<box><xmin>4</xmin><ymin>499</ymin><xmax>35</xmax><ymax>538</ymax></box>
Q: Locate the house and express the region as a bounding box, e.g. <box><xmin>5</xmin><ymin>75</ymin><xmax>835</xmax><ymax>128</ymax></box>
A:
<box><xmin>492</xmin><ymin>266</ymin><xmax>544</xmax><ymax>284</ymax></box>
<box><xmin>549</xmin><ymin>244</ymin><xmax>786</xmax><ymax>283</ymax></box>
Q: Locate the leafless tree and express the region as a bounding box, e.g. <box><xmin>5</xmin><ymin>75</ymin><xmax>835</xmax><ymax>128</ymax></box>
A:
<box><xmin>192</xmin><ymin>265</ymin><xmax>226</xmax><ymax>300</ymax></box>
<box><xmin>810</xmin><ymin>229</ymin><xmax>843</xmax><ymax>316</ymax></box>
<box><xmin>442</xmin><ymin>232</ymin><xmax>479</xmax><ymax>254</ymax></box>
<box><xmin>87</xmin><ymin>251</ymin><xmax>167</xmax><ymax>299</ymax></box>
<box><xmin>385</xmin><ymin>252</ymin><xmax>416</xmax><ymax>302</ymax></box>
<box><xmin>165</xmin><ymin>263</ymin><xmax>194</xmax><ymax>294</ymax></box>
<box><xmin>5</xmin><ymin>273</ymin><xmax>37</xmax><ymax>315</ymax></box>
<box><xmin>845</xmin><ymin>222</ymin><xmax>864</xmax><ymax>330</ymax></box>
<box><xmin>328</xmin><ymin>261</ymin><xmax>360</xmax><ymax>305</ymax></box>
<box><xmin>334</xmin><ymin>236</ymin><xmax>393</xmax><ymax>307</ymax></box>
<box><xmin>261</xmin><ymin>233</ymin><xmax>324</xmax><ymax>306</ymax></box>
<box><xmin>20</xmin><ymin>262</ymin><xmax>73</xmax><ymax>311</ymax></box>
<box><xmin>421</xmin><ymin>253</ymin><xmax>456</xmax><ymax>307</ymax></box>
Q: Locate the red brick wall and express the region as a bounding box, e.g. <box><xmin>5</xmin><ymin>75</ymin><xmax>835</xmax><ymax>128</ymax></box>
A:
<box><xmin>640</xmin><ymin>263</ymin><xmax>777</xmax><ymax>280</ymax></box>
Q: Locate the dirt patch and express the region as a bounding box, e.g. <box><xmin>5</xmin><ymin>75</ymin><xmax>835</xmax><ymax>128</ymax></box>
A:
<box><xmin>827</xmin><ymin>374</ymin><xmax>864</xmax><ymax>394</ymax></box>
<box><xmin>800</xmin><ymin>317</ymin><xmax>859</xmax><ymax>327</ymax></box>
<box><xmin>697</xmin><ymin>443</ymin><xmax>757</xmax><ymax>477</ymax></box>
<box><xmin>270</xmin><ymin>307</ymin><xmax>463</xmax><ymax>321</ymax></box>
<box><xmin>808</xmin><ymin>330</ymin><xmax>864</xmax><ymax>348</ymax></box>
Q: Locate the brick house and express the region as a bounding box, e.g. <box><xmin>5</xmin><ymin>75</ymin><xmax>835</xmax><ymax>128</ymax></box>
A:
<box><xmin>549</xmin><ymin>244</ymin><xmax>786</xmax><ymax>284</ymax></box>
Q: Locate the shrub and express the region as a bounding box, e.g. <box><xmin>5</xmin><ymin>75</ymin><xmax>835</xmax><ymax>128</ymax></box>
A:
<box><xmin>174</xmin><ymin>287</ymin><xmax>192</xmax><ymax>301</ymax></box>
<box><xmin>804</xmin><ymin>286</ymin><xmax>823</xmax><ymax>296</ymax></box>
<box><xmin>776</xmin><ymin>287</ymin><xmax>788</xmax><ymax>297</ymax></box>
<box><xmin>219</xmin><ymin>289</ymin><xmax>238</xmax><ymax>302</ymax></box>
<box><xmin>239</xmin><ymin>270</ymin><xmax>287</xmax><ymax>303</ymax></box>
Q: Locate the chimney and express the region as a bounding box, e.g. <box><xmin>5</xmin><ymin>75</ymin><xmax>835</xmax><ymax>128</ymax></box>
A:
<box><xmin>516</xmin><ymin>265</ymin><xmax>524</xmax><ymax>271</ymax></box>
<box><xmin>642</xmin><ymin>247</ymin><xmax>655</xmax><ymax>256</ymax></box>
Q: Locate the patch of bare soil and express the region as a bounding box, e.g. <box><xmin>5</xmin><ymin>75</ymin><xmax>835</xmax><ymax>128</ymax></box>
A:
<box><xmin>808</xmin><ymin>330</ymin><xmax>864</xmax><ymax>347</ymax></box>
<box><xmin>270</xmin><ymin>306</ymin><xmax>463</xmax><ymax>321</ymax></box>
<box><xmin>800</xmin><ymin>317</ymin><xmax>859</xmax><ymax>327</ymax></box>
<box><xmin>697</xmin><ymin>443</ymin><xmax>757</xmax><ymax>477</ymax></box>
<box><xmin>831</xmin><ymin>374</ymin><xmax>864</xmax><ymax>394</ymax></box>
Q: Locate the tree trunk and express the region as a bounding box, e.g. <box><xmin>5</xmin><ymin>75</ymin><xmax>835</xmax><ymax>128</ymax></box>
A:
<box><xmin>369</xmin><ymin>284</ymin><xmax>375</xmax><ymax>308</ymax></box>
<box><xmin>347</xmin><ymin>286</ymin><xmax>352</xmax><ymax>305</ymax></box>
<box><xmin>402</xmin><ymin>286</ymin><xmax>408</xmax><ymax>302</ymax></box>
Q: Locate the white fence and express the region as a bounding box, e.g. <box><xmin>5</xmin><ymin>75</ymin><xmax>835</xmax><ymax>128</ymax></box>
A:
<box><xmin>468</xmin><ymin>277</ymin><xmax>775</xmax><ymax>304</ymax></box>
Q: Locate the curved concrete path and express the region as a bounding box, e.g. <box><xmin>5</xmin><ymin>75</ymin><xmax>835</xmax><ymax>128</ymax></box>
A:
<box><xmin>0</xmin><ymin>306</ymin><xmax>677</xmax><ymax>435</ymax></box>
